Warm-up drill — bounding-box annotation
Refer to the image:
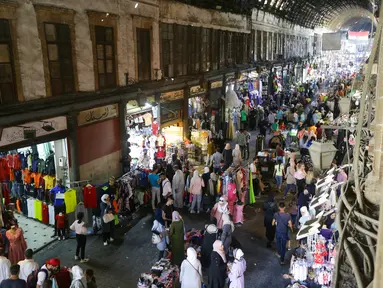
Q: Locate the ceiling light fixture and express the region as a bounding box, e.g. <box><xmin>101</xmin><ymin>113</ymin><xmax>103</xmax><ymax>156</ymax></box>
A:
<box><xmin>135</xmin><ymin>2</ymin><xmax>139</xmax><ymax>8</ymax></box>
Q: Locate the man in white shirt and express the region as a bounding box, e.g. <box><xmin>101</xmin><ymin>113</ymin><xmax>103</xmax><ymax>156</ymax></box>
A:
<box><xmin>0</xmin><ymin>248</ymin><xmax>10</xmax><ymax>283</ymax></box>
<box><xmin>36</xmin><ymin>258</ymin><xmax>60</xmax><ymax>288</ymax></box>
<box><xmin>160</xmin><ymin>173</ymin><xmax>172</xmax><ymax>198</ymax></box>
<box><xmin>18</xmin><ymin>249</ymin><xmax>39</xmax><ymax>281</ymax></box>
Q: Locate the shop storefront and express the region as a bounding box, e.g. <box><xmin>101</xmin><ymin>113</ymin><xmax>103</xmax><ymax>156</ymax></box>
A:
<box><xmin>0</xmin><ymin>117</ymin><xmax>70</xmax><ymax>235</ymax></box>
<box><xmin>189</xmin><ymin>84</ymin><xmax>209</xmax><ymax>130</ymax></box>
<box><xmin>159</xmin><ymin>89</ymin><xmax>184</xmax><ymax>163</ymax></box>
<box><xmin>209</xmin><ymin>79</ymin><xmax>224</xmax><ymax>135</ymax></box>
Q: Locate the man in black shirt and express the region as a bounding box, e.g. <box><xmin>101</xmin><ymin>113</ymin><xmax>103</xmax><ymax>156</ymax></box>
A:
<box><xmin>0</xmin><ymin>264</ymin><xmax>26</xmax><ymax>288</ymax></box>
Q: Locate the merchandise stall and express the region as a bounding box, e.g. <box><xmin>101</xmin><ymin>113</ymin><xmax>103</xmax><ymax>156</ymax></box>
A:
<box><xmin>209</xmin><ymin>79</ymin><xmax>224</xmax><ymax>135</ymax></box>
<box><xmin>137</xmin><ymin>258</ymin><xmax>179</xmax><ymax>288</ymax></box>
<box><xmin>189</xmin><ymin>84</ymin><xmax>209</xmax><ymax>130</ymax></box>
<box><xmin>189</xmin><ymin>130</ymin><xmax>209</xmax><ymax>165</ymax></box>
<box><xmin>286</xmin><ymin>169</ymin><xmax>343</xmax><ymax>288</ymax></box>
<box><xmin>125</xmin><ymin>97</ymin><xmax>159</xmax><ymax>170</ymax></box>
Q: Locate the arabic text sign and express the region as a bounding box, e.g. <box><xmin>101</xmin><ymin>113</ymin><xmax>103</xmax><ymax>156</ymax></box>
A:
<box><xmin>0</xmin><ymin>117</ymin><xmax>67</xmax><ymax>148</ymax></box>
<box><xmin>160</xmin><ymin>90</ymin><xmax>184</xmax><ymax>103</ymax></box>
<box><xmin>78</xmin><ymin>104</ymin><xmax>119</xmax><ymax>126</ymax></box>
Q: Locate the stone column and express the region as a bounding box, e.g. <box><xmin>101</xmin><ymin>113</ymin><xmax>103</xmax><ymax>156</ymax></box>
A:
<box><xmin>67</xmin><ymin>113</ymin><xmax>80</xmax><ymax>182</ymax></box>
<box><xmin>119</xmin><ymin>100</ymin><xmax>128</xmax><ymax>158</ymax></box>
<box><xmin>373</xmin><ymin>22</ymin><xmax>383</xmax><ymax>288</ymax></box>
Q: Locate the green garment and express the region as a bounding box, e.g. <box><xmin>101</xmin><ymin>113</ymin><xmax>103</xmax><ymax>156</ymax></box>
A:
<box><xmin>241</xmin><ymin>110</ymin><xmax>247</xmax><ymax>121</ymax></box>
<box><xmin>271</xmin><ymin>122</ymin><xmax>279</xmax><ymax>132</ymax></box>
<box><xmin>170</xmin><ymin>220</ymin><xmax>185</xmax><ymax>266</ymax></box>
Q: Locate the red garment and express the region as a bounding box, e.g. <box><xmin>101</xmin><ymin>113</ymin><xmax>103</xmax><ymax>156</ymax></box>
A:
<box><xmin>152</xmin><ymin>121</ymin><xmax>159</xmax><ymax>135</ymax></box>
<box><xmin>6</xmin><ymin>228</ymin><xmax>27</xmax><ymax>264</ymax></box>
<box><xmin>157</xmin><ymin>147</ymin><xmax>165</xmax><ymax>159</ymax></box>
<box><xmin>55</xmin><ymin>268</ymin><xmax>71</xmax><ymax>288</ymax></box>
<box><xmin>42</xmin><ymin>203</ymin><xmax>49</xmax><ymax>224</ymax></box>
<box><xmin>2</xmin><ymin>184</ymin><xmax>10</xmax><ymax>206</ymax></box>
<box><xmin>55</xmin><ymin>214</ymin><xmax>65</xmax><ymax>229</ymax></box>
<box><xmin>0</xmin><ymin>158</ymin><xmax>9</xmax><ymax>181</ymax></box>
<box><xmin>9</xmin><ymin>168</ymin><xmax>15</xmax><ymax>181</ymax></box>
<box><xmin>83</xmin><ymin>185</ymin><xmax>97</xmax><ymax>208</ymax></box>
<box><xmin>6</xmin><ymin>154</ymin><xmax>14</xmax><ymax>169</ymax></box>
<box><xmin>22</xmin><ymin>169</ymin><xmax>31</xmax><ymax>184</ymax></box>
<box><xmin>13</xmin><ymin>154</ymin><xmax>21</xmax><ymax>170</ymax></box>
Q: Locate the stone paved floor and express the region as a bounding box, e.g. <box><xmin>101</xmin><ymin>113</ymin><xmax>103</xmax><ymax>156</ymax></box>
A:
<box><xmin>33</xmin><ymin>129</ymin><xmax>296</xmax><ymax>287</ymax></box>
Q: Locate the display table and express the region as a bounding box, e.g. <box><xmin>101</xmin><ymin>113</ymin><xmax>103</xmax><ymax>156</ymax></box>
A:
<box><xmin>137</xmin><ymin>258</ymin><xmax>179</xmax><ymax>288</ymax></box>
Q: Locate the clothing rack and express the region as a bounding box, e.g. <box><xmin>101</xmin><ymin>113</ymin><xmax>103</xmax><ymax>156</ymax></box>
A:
<box><xmin>69</xmin><ymin>180</ymin><xmax>90</xmax><ymax>188</ymax></box>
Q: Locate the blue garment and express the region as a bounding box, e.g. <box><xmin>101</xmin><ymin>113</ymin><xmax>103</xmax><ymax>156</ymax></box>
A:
<box><xmin>149</xmin><ymin>173</ymin><xmax>160</xmax><ymax>188</ymax></box>
<box><xmin>50</xmin><ymin>185</ymin><xmax>66</xmax><ymax>206</ymax></box>
<box><xmin>32</xmin><ymin>159</ymin><xmax>38</xmax><ymax>172</ymax></box>
<box><xmin>0</xmin><ymin>228</ymin><xmax>9</xmax><ymax>254</ymax></box>
<box><xmin>276</xmin><ymin>233</ymin><xmax>287</xmax><ymax>262</ymax></box>
<box><xmin>276</xmin><ymin>110</ymin><xmax>283</xmax><ymax>120</ymax></box>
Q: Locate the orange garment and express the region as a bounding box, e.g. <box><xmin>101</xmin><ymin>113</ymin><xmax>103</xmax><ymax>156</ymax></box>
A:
<box><xmin>31</xmin><ymin>172</ymin><xmax>42</xmax><ymax>188</ymax></box>
<box><xmin>339</xmin><ymin>90</ymin><xmax>344</xmax><ymax>97</ymax></box>
<box><xmin>112</xmin><ymin>199</ymin><xmax>119</xmax><ymax>213</ymax></box>
<box><xmin>16</xmin><ymin>199</ymin><xmax>21</xmax><ymax>213</ymax></box>
<box><xmin>22</xmin><ymin>169</ymin><xmax>31</xmax><ymax>184</ymax></box>
<box><xmin>9</xmin><ymin>169</ymin><xmax>15</xmax><ymax>181</ymax></box>
<box><xmin>308</xmin><ymin>126</ymin><xmax>317</xmax><ymax>135</ymax></box>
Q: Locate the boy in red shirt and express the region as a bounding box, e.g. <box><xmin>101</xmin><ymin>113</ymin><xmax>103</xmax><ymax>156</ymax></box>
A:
<box><xmin>55</xmin><ymin>212</ymin><xmax>66</xmax><ymax>240</ymax></box>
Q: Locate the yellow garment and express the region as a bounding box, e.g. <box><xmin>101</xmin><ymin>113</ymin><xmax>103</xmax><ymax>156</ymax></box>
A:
<box><xmin>34</xmin><ymin>200</ymin><xmax>42</xmax><ymax>221</ymax></box>
<box><xmin>64</xmin><ymin>189</ymin><xmax>77</xmax><ymax>213</ymax></box>
<box><xmin>217</xmin><ymin>179</ymin><xmax>222</xmax><ymax>195</ymax></box>
<box><xmin>43</xmin><ymin>176</ymin><xmax>56</xmax><ymax>190</ymax></box>
<box><xmin>227</xmin><ymin>118</ymin><xmax>234</xmax><ymax>140</ymax></box>
<box><xmin>207</xmin><ymin>142</ymin><xmax>214</xmax><ymax>155</ymax></box>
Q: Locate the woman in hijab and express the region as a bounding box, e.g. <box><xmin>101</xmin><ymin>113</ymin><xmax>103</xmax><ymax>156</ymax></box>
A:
<box><xmin>228</xmin><ymin>249</ymin><xmax>246</xmax><ymax>288</ymax></box>
<box><xmin>172</xmin><ymin>165</ymin><xmax>185</xmax><ymax>209</ymax></box>
<box><xmin>221</xmin><ymin>213</ymin><xmax>235</xmax><ymax>254</ymax></box>
<box><xmin>202</xmin><ymin>167</ymin><xmax>213</xmax><ymax>212</ymax></box>
<box><xmin>170</xmin><ymin>211</ymin><xmax>185</xmax><ymax>266</ymax></box>
<box><xmin>232</xmin><ymin>144</ymin><xmax>242</xmax><ymax>167</ymax></box>
<box><xmin>201</xmin><ymin>223</ymin><xmax>218</xmax><ymax>268</ymax></box>
<box><xmin>210</xmin><ymin>197</ymin><xmax>228</xmax><ymax>229</ymax></box>
<box><xmin>209</xmin><ymin>240</ymin><xmax>227</xmax><ymax>288</ymax></box>
<box><xmin>100</xmin><ymin>194</ymin><xmax>115</xmax><ymax>246</ymax></box>
<box><xmin>152</xmin><ymin>204</ymin><xmax>166</xmax><ymax>260</ymax></box>
<box><xmin>299</xmin><ymin>206</ymin><xmax>311</xmax><ymax>227</ymax></box>
<box><xmin>180</xmin><ymin>247</ymin><xmax>202</xmax><ymax>288</ymax></box>
<box><xmin>264</xmin><ymin>192</ymin><xmax>278</xmax><ymax>248</ymax></box>
<box><xmin>190</xmin><ymin>171</ymin><xmax>204</xmax><ymax>214</ymax></box>
<box><xmin>222</xmin><ymin>143</ymin><xmax>233</xmax><ymax>170</ymax></box>
<box><xmin>69</xmin><ymin>265</ymin><xmax>87</xmax><ymax>288</ymax></box>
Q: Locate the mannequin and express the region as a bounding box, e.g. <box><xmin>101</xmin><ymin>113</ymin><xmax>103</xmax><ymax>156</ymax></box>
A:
<box><xmin>6</xmin><ymin>226</ymin><xmax>27</xmax><ymax>264</ymax></box>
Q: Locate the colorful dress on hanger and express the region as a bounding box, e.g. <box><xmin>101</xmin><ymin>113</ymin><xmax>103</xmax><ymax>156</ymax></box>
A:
<box><xmin>227</xmin><ymin>182</ymin><xmax>237</xmax><ymax>215</ymax></box>
<box><xmin>6</xmin><ymin>228</ymin><xmax>27</xmax><ymax>264</ymax></box>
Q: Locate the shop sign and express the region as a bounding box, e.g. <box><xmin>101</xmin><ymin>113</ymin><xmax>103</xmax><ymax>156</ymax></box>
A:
<box><xmin>78</xmin><ymin>104</ymin><xmax>119</xmax><ymax>126</ymax></box>
<box><xmin>190</xmin><ymin>85</ymin><xmax>207</xmax><ymax>97</ymax></box>
<box><xmin>210</xmin><ymin>81</ymin><xmax>223</xmax><ymax>89</ymax></box>
<box><xmin>160</xmin><ymin>90</ymin><xmax>184</xmax><ymax>103</ymax></box>
<box><xmin>161</xmin><ymin>110</ymin><xmax>182</xmax><ymax>125</ymax></box>
<box><xmin>0</xmin><ymin>116</ymin><xmax>67</xmax><ymax>148</ymax></box>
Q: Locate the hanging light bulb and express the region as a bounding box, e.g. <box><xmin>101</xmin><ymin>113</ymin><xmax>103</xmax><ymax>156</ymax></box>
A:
<box><xmin>135</xmin><ymin>2</ymin><xmax>139</xmax><ymax>8</ymax></box>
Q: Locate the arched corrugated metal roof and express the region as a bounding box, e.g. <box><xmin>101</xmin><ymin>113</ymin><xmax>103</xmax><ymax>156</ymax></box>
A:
<box><xmin>176</xmin><ymin>0</ymin><xmax>377</xmax><ymax>28</ymax></box>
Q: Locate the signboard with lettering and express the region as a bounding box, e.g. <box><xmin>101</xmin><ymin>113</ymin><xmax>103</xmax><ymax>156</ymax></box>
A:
<box><xmin>0</xmin><ymin>116</ymin><xmax>67</xmax><ymax>148</ymax></box>
<box><xmin>78</xmin><ymin>104</ymin><xmax>119</xmax><ymax>126</ymax></box>
<box><xmin>190</xmin><ymin>85</ymin><xmax>207</xmax><ymax>97</ymax></box>
<box><xmin>210</xmin><ymin>81</ymin><xmax>223</xmax><ymax>89</ymax></box>
<box><xmin>160</xmin><ymin>90</ymin><xmax>184</xmax><ymax>103</ymax></box>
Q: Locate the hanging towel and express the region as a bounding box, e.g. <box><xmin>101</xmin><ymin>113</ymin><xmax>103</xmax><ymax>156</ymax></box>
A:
<box><xmin>34</xmin><ymin>200</ymin><xmax>43</xmax><ymax>221</ymax></box>
<box><xmin>249</xmin><ymin>170</ymin><xmax>255</xmax><ymax>204</ymax></box>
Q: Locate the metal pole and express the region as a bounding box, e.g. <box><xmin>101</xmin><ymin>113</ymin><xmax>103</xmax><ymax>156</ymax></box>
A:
<box><xmin>67</xmin><ymin>113</ymin><xmax>80</xmax><ymax>181</ymax></box>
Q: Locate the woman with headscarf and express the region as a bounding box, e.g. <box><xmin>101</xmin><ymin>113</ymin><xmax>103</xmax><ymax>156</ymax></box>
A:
<box><xmin>210</xmin><ymin>197</ymin><xmax>229</xmax><ymax>229</ymax></box>
<box><xmin>299</xmin><ymin>206</ymin><xmax>311</xmax><ymax>227</ymax></box>
<box><xmin>222</xmin><ymin>143</ymin><xmax>233</xmax><ymax>170</ymax></box>
<box><xmin>228</xmin><ymin>249</ymin><xmax>246</xmax><ymax>288</ymax></box>
<box><xmin>172</xmin><ymin>165</ymin><xmax>185</xmax><ymax>209</ymax></box>
<box><xmin>152</xmin><ymin>205</ymin><xmax>166</xmax><ymax>260</ymax></box>
<box><xmin>221</xmin><ymin>213</ymin><xmax>234</xmax><ymax>254</ymax></box>
<box><xmin>69</xmin><ymin>265</ymin><xmax>87</xmax><ymax>288</ymax></box>
<box><xmin>180</xmin><ymin>247</ymin><xmax>202</xmax><ymax>288</ymax></box>
<box><xmin>232</xmin><ymin>144</ymin><xmax>242</xmax><ymax>167</ymax></box>
<box><xmin>189</xmin><ymin>171</ymin><xmax>204</xmax><ymax>214</ymax></box>
<box><xmin>263</xmin><ymin>192</ymin><xmax>278</xmax><ymax>248</ymax></box>
<box><xmin>170</xmin><ymin>211</ymin><xmax>185</xmax><ymax>266</ymax></box>
<box><xmin>209</xmin><ymin>240</ymin><xmax>227</xmax><ymax>288</ymax></box>
<box><xmin>201</xmin><ymin>223</ymin><xmax>218</xmax><ymax>268</ymax></box>
<box><xmin>100</xmin><ymin>194</ymin><xmax>115</xmax><ymax>246</ymax></box>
